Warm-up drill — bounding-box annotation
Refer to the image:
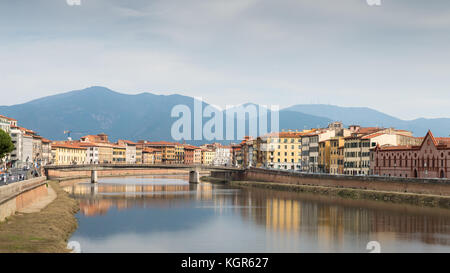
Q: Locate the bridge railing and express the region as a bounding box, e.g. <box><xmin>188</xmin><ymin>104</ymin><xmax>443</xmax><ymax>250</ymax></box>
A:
<box><xmin>43</xmin><ymin>163</ymin><xmax>242</xmax><ymax>171</ymax></box>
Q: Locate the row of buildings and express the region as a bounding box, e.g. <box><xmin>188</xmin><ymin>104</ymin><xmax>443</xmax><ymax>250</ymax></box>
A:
<box><xmin>0</xmin><ymin>115</ymin><xmax>52</xmax><ymax>168</ymax></box>
<box><xmin>231</xmin><ymin>122</ymin><xmax>450</xmax><ymax>179</ymax></box>
<box><xmin>50</xmin><ymin>134</ymin><xmax>232</xmax><ymax>167</ymax></box>
<box><xmin>0</xmin><ymin>115</ymin><xmax>232</xmax><ymax>168</ymax></box>
<box><xmin>2</xmin><ymin>114</ymin><xmax>449</xmax><ymax>179</ymax></box>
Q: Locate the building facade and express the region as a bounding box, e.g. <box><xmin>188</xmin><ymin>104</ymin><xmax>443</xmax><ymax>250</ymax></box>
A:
<box><xmin>329</xmin><ymin>137</ymin><xmax>345</xmax><ymax>175</ymax></box>
<box><xmin>344</xmin><ymin>128</ymin><xmax>421</xmax><ymax>175</ymax></box>
<box><xmin>79</xmin><ymin>143</ymin><xmax>100</xmax><ymax>164</ymax></box>
<box><xmin>212</xmin><ymin>146</ymin><xmax>232</xmax><ymax>166</ymax></box>
<box><xmin>112</xmin><ymin>145</ymin><xmax>126</xmax><ymax>164</ymax></box>
<box><xmin>183</xmin><ymin>145</ymin><xmax>195</xmax><ymax>165</ymax></box>
<box><xmin>201</xmin><ymin>149</ymin><xmax>215</xmax><ymax>165</ymax></box>
<box><xmin>371</xmin><ymin>131</ymin><xmax>450</xmax><ymax>179</ymax></box>
<box><xmin>140</xmin><ymin>141</ymin><xmax>176</xmax><ymax>164</ymax></box>
<box><xmin>51</xmin><ymin>144</ymin><xmax>87</xmax><ymax>165</ymax></box>
<box><xmin>193</xmin><ymin>148</ymin><xmax>202</xmax><ymax>165</ymax></box>
<box><xmin>118</xmin><ymin>140</ymin><xmax>137</xmax><ymax>164</ymax></box>
<box><xmin>318</xmin><ymin>140</ymin><xmax>331</xmax><ymax>173</ymax></box>
<box><xmin>261</xmin><ymin>132</ymin><xmax>304</xmax><ymax>171</ymax></box>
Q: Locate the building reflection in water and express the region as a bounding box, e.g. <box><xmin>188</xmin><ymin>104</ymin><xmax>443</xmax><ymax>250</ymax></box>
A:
<box><xmin>64</xmin><ymin>176</ymin><xmax>450</xmax><ymax>250</ymax></box>
<box><xmin>210</xmin><ymin>186</ymin><xmax>450</xmax><ymax>250</ymax></box>
<box><xmin>242</xmin><ymin>188</ymin><xmax>449</xmax><ymax>249</ymax></box>
<box><xmin>63</xmin><ymin>176</ymin><xmax>213</xmax><ymax>217</ymax></box>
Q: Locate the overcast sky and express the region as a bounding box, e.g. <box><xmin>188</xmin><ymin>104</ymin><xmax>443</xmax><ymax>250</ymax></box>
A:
<box><xmin>1</xmin><ymin>0</ymin><xmax>449</xmax><ymax>119</ymax></box>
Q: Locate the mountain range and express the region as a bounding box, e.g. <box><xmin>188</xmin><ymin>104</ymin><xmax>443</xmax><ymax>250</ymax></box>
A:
<box><xmin>0</xmin><ymin>86</ymin><xmax>448</xmax><ymax>143</ymax></box>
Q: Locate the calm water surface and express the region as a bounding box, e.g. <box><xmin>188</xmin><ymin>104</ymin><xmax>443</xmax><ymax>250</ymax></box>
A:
<box><xmin>63</xmin><ymin>175</ymin><xmax>450</xmax><ymax>253</ymax></box>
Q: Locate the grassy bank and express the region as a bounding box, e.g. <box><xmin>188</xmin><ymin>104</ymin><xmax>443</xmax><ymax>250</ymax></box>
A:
<box><xmin>203</xmin><ymin>178</ymin><xmax>450</xmax><ymax>209</ymax></box>
<box><xmin>0</xmin><ymin>181</ymin><xmax>79</xmax><ymax>253</ymax></box>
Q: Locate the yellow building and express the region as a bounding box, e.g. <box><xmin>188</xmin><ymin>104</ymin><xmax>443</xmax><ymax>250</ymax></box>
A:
<box><xmin>136</xmin><ymin>146</ymin><xmax>143</xmax><ymax>164</ymax></box>
<box><xmin>112</xmin><ymin>144</ymin><xmax>126</xmax><ymax>164</ymax></box>
<box><xmin>142</xmin><ymin>148</ymin><xmax>162</xmax><ymax>164</ymax></box>
<box><xmin>175</xmin><ymin>144</ymin><xmax>185</xmax><ymax>164</ymax></box>
<box><xmin>318</xmin><ymin>140</ymin><xmax>331</xmax><ymax>173</ymax></box>
<box><xmin>97</xmin><ymin>144</ymin><xmax>113</xmax><ymax>164</ymax></box>
<box><xmin>51</xmin><ymin>143</ymin><xmax>87</xmax><ymax>165</ymax></box>
<box><xmin>329</xmin><ymin>137</ymin><xmax>345</xmax><ymax>174</ymax></box>
<box><xmin>201</xmin><ymin>149</ymin><xmax>215</xmax><ymax>165</ymax></box>
<box><xmin>262</xmin><ymin>131</ymin><xmax>308</xmax><ymax>171</ymax></box>
<box><xmin>193</xmin><ymin>148</ymin><xmax>202</xmax><ymax>165</ymax></box>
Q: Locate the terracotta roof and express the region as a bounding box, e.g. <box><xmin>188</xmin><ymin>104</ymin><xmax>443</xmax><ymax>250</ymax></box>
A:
<box><xmin>361</xmin><ymin>132</ymin><xmax>386</xmax><ymax>139</ymax></box>
<box><xmin>52</xmin><ymin>143</ymin><xmax>87</xmax><ymax>150</ymax></box>
<box><xmin>143</xmin><ymin>148</ymin><xmax>161</xmax><ymax>153</ymax></box>
<box><xmin>80</xmin><ymin>134</ymin><xmax>109</xmax><ymax>143</ymax></box>
<box><xmin>0</xmin><ymin>115</ymin><xmax>17</xmax><ymax>121</ymax></box>
<box><xmin>376</xmin><ymin>145</ymin><xmax>416</xmax><ymax>151</ymax></box>
<box><xmin>118</xmin><ymin>139</ymin><xmax>137</xmax><ymax>145</ymax></box>
<box><xmin>41</xmin><ymin>138</ymin><xmax>51</xmax><ymax>143</ymax></box>
<box><xmin>78</xmin><ymin>142</ymin><xmax>100</xmax><ymax>147</ymax></box>
<box><xmin>436</xmin><ymin>138</ymin><xmax>450</xmax><ymax>145</ymax></box>
<box><xmin>358</xmin><ymin>127</ymin><xmax>383</xmax><ymax>134</ymax></box>
<box><xmin>16</xmin><ymin>126</ymin><xmax>35</xmax><ymax>134</ymax></box>
<box><xmin>111</xmin><ymin>144</ymin><xmax>126</xmax><ymax>149</ymax></box>
<box><xmin>145</xmin><ymin>141</ymin><xmax>178</xmax><ymax>146</ymax></box>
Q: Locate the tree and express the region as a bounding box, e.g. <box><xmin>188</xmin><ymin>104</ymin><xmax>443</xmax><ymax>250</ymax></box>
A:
<box><xmin>0</xmin><ymin>129</ymin><xmax>15</xmax><ymax>161</ymax></box>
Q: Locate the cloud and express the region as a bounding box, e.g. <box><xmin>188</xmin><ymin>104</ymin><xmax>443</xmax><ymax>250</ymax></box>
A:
<box><xmin>0</xmin><ymin>0</ymin><xmax>449</xmax><ymax>119</ymax></box>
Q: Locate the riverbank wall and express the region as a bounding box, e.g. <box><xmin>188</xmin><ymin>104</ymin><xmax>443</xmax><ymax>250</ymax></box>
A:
<box><xmin>210</xmin><ymin>168</ymin><xmax>450</xmax><ymax>196</ymax></box>
<box><xmin>206</xmin><ymin>168</ymin><xmax>450</xmax><ymax>208</ymax></box>
<box><xmin>0</xmin><ymin>177</ymin><xmax>48</xmax><ymax>222</ymax></box>
<box><xmin>0</xmin><ymin>181</ymin><xmax>79</xmax><ymax>253</ymax></box>
<box><xmin>227</xmin><ymin>180</ymin><xmax>450</xmax><ymax>208</ymax></box>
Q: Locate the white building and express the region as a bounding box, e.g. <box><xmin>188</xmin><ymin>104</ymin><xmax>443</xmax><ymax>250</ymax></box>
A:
<box><xmin>0</xmin><ymin>116</ymin><xmax>11</xmax><ymax>133</ymax></box>
<box><xmin>9</xmin><ymin>126</ymin><xmax>33</xmax><ymax>168</ymax></box>
<box><xmin>212</xmin><ymin>146</ymin><xmax>232</xmax><ymax>166</ymax></box>
<box><xmin>80</xmin><ymin>143</ymin><xmax>100</xmax><ymax>164</ymax></box>
<box><xmin>22</xmin><ymin>134</ymin><xmax>33</xmax><ymax>167</ymax></box>
<box><xmin>9</xmin><ymin>127</ymin><xmax>23</xmax><ymax>168</ymax></box>
<box><xmin>118</xmin><ymin>140</ymin><xmax>137</xmax><ymax>164</ymax></box>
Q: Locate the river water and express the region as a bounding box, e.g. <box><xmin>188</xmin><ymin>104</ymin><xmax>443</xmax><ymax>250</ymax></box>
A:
<box><xmin>63</xmin><ymin>175</ymin><xmax>450</xmax><ymax>253</ymax></box>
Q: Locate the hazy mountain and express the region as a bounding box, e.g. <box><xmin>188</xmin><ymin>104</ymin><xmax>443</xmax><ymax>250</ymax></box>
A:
<box><xmin>284</xmin><ymin>104</ymin><xmax>450</xmax><ymax>137</ymax></box>
<box><xmin>2</xmin><ymin>87</ymin><xmax>447</xmax><ymax>143</ymax></box>
<box><xmin>0</xmin><ymin>86</ymin><xmax>331</xmax><ymax>143</ymax></box>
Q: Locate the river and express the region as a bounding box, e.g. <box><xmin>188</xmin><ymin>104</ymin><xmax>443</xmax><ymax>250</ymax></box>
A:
<box><xmin>62</xmin><ymin>175</ymin><xmax>450</xmax><ymax>253</ymax></box>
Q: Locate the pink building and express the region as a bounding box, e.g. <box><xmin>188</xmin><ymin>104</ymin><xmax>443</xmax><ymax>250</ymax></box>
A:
<box><xmin>371</xmin><ymin>131</ymin><xmax>450</xmax><ymax>179</ymax></box>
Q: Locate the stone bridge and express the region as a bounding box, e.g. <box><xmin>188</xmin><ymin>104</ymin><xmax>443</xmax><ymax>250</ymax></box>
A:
<box><xmin>44</xmin><ymin>164</ymin><xmax>243</xmax><ymax>184</ymax></box>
